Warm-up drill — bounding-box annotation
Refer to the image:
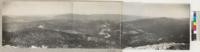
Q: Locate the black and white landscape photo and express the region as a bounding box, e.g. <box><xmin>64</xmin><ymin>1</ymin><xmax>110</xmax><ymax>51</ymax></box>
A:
<box><xmin>122</xmin><ymin>2</ymin><xmax>190</xmax><ymax>50</ymax></box>
<box><xmin>1</xmin><ymin>0</ymin><xmax>190</xmax><ymax>50</ymax></box>
<box><xmin>2</xmin><ymin>1</ymin><xmax>122</xmax><ymax>48</ymax></box>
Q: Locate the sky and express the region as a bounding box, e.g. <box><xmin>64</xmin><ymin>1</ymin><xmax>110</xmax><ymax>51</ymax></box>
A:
<box><xmin>2</xmin><ymin>1</ymin><xmax>122</xmax><ymax>16</ymax></box>
<box><xmin>73</xmin><ymin>2</ymin><xmax>122</xmax><ymax>15</ymax></box>
<box><xmin>2</xmin><ymin>0</ymin><xmax>189</xmax><ymax>18</ymax></box>
<box><xmin>124</xmin><ymin>0</ymin><xmax>190</xmax><ymax>18</ymax></box>
<box><xmin>124</xmin><ymin>3</ymin><xmax>190</xmax><ymax>18</ymax></box>
<box><xmin>2</xmin><ymin>1</ymin><xmax>72</xmax><ymax>16</ymax></box>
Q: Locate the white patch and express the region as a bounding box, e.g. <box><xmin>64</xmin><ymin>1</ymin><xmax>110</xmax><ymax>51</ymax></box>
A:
<box><xmin>38</xmin><ymin>25</ymin><xmax>45</xmax><ymax>29</ymax></box>
<box><xmin>31</xmin><ymin>46</ymin><xmax>39</xmax><ymax>48</ymax></box>
<box><xmin>124</xmin><ymin>42</ymin><xmax>186</xmax><ymax>50</ymax></box>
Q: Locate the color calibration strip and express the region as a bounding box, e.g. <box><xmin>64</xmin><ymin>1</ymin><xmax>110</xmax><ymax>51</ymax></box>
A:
<box><xmin>193</xmin><ymin>12</ymin><xmax>197</xmax><ymax>34</ymax></box>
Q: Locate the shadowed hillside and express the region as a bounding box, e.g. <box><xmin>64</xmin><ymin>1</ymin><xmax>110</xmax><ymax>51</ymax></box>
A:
<box><xmin>122</xmin><ymin>17</ymin><xmax>190</xmax><ymax>49</ymax></box>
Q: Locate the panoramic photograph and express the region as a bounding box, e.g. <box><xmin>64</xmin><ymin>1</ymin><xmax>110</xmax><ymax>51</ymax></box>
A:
<box><xmin>1</xmin><ymin>0</ymin><xmax>190</xmax><ymax>50</ymax></box>
<box><xmin>121</xmin><ymin>2</ymin><xmax>190</xmax><ymax>50</ymax></box>
<box><xmin>2</xmin><ymin>1</ymin><xmax>122</xmax><ymax>48</ymax></box>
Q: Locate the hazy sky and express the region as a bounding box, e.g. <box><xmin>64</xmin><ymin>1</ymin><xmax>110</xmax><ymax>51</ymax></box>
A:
<box><xmin>73</xmin><ymin>2</ymin><xmax>122</xmax><ymax>15</ymax></box>
<box><xmin>124</xmin><ymin>0</ymin><xmax>190</xmax><ymax>18</ymax></box>
<box><xmin>124</xmin><ymin>3</ymin><xmax>190</xmax><ymax>18</ymax></box>
<box><xmin>2</xmin><ymin>0</ymin><xmax>189</xmax><ymax>18</ymax></box>
<box><xmin>2</xmin><ymin>1</ymin><xmax>122</xmax><ymax>16</ymax></box>
<box><xmin>2</xmin><ymin>1</ymin><xmax>72</xmax><ymax>16</ymax></box>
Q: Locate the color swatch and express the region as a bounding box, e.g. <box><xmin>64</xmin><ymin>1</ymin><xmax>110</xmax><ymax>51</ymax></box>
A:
<box><xmin>193</xmin><ymin>12</ymin><xmax>197</xmax><ymax>34</ymax></box>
